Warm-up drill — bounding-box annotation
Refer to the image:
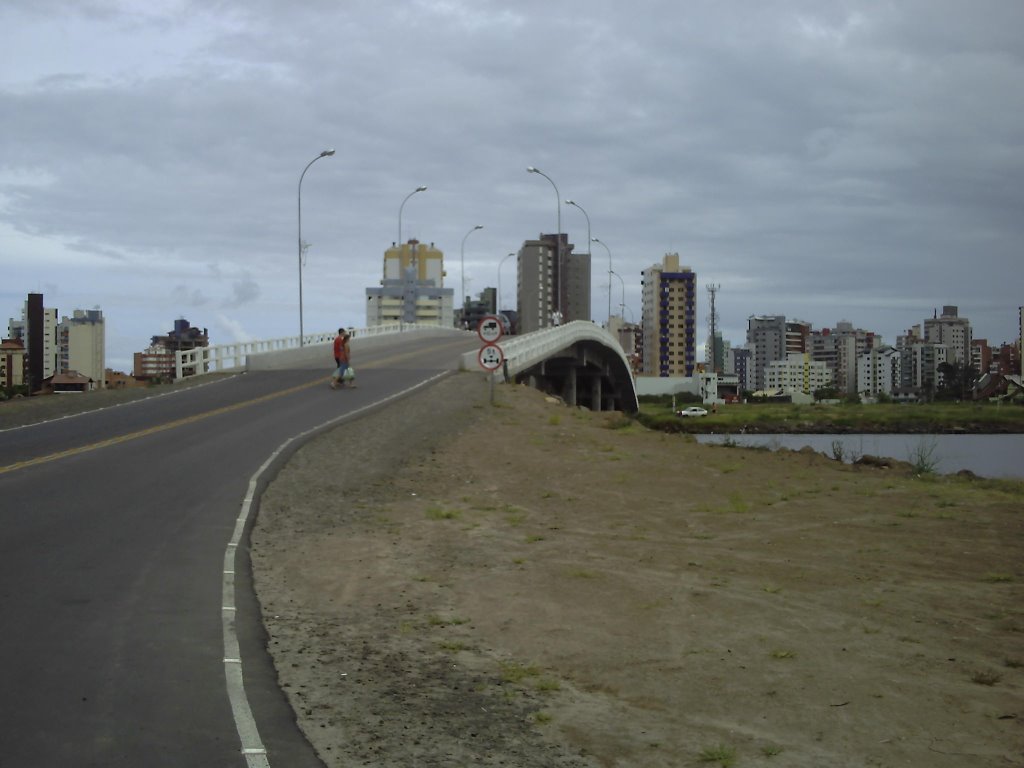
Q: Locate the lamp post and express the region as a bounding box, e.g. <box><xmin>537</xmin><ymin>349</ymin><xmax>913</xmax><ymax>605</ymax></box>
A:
<box><xmin>526</xmin><ymin>166</ymin><xmax>562</xmax><ymax>324</ymax></box>
<box><xmin>297</xmin><ymin>148</ymin><xmax>335</xmax><ymax>346</ymax></box>
<box><xmin>460</xmin><ymin>224</ymin><xmax>483</xmax><ymax>316</ymax></box>
<box><xmin>592</xmin><ymin>237</ymin><xmax>613</xmax><ymax>325</ymax></box>
<box><xmin>610</xmin><ymin>269</ymin><xmax>627</xmax><ymax>320</ymax></box>
<box><xmin>565</xmin><ymin>198</ymin><xmax>591</xmax><ymax>320</ymax></box>
<box><xmin>498</xmin><ymin>251</ymin><xmax>516</xmax><ymax>315</ymax></box>
<box><xmin>398</xmin><ymin>185</ymin><xmax>427</xmax><ymax>247</ymax></box>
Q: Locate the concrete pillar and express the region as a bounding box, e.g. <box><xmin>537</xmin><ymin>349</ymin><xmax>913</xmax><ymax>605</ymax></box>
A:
<box><xmin>563</xmin><ymin>366</ymin><xmax>577</xmax><ymax>407</ymax></box>
<box><xmin>590</xmin><ymin>375</ymin><xmax>603</xmax><ymax>412</ymax></box>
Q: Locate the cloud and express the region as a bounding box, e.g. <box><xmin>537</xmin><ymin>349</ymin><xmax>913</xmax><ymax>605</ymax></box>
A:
<box><xmin>1</xmin><ymin>0</ymin><xmax>1022</xmax><ymax>367</ymax></box>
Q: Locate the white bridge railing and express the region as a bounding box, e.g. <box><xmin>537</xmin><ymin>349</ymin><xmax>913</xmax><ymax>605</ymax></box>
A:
<box><xmin>174</xmin><ymin>322</ymin><xmax>438</xmax><ymax>380</ymax></box>
<box><xmin>461</xmin><ymin>321</ymin><xmax>634</xmax><ymax>379</ymax></box>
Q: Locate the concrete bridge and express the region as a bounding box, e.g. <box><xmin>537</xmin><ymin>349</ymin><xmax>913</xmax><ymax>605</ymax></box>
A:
<box><xmin>176</xmin><ymin>320</ymin><xmax>638</xmax><ymax>414</ymax></box>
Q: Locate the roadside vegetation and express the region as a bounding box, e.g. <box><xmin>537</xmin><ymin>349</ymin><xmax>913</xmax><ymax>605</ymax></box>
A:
<box><xmin>636</xmin><ymin>395</ymin><xmax>1024</xmax><ymax>434</ymax></box>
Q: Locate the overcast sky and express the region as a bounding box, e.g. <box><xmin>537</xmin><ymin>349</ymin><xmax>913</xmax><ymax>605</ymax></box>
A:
<box><xmin>2</xmin><ymin>0</ymin><xmax>1021</xmax><ymax>372</ymax></box>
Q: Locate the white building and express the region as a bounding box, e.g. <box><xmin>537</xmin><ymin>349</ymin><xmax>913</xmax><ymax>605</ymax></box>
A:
<box><xmin>763</xmin><ymin>352</ymin><xmax>831</xmax><ymax>395</ymax></box>
<box><xmin>923</xmin><ymin>305</ymin><xmax>971</xmax><ymax>365</ymax></box>
<box><xmin>857</xmin><ymin>345</ymin><xmax>901</xmax><ymax>397</ymax></box>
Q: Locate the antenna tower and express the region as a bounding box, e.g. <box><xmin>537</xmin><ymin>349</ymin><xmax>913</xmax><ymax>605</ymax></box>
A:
<box><xmin>707</xmin><ymin>283</ymin><xmax>721</xmax><ymax>373</ymax></box>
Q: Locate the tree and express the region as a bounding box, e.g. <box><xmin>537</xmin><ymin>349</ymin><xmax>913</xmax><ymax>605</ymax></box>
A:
<box><xmin>936</xmin><ymin>361</ymin><xmax>980</xmax><ymax>401</ymax></box>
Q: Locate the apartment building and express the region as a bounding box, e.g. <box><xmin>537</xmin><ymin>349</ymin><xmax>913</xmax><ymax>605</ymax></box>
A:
<box><xmin>135</xmin><ymin>318</ymin><xmax>209</xmax><ymax>380</ymax></box>
<box><xmin>366</xmin><ymin>240</ymin><xmax>454</xmax><ymax>327</ymax></box>
<box><xmin>923</xmin><ymin>305</ymin><xmax>972</xmax><ymax>365</ymax></box>
<box><xmin>746</xmin><ymin>315</ymin><xmax>811</xmax><ymax>392</ymax></box>
<box><xmin>809</xmin><ymin>321</ymin><xmax>879</xmax><ymax>395</ymax></box>
<box><xmin>7</xmin><ymin>293</ymin><xmax>59</xmax><ymax>392</ymax></box>
<box><xmin>764</xmin><ymin>352</ymin><xmax>831</xmax><ymax>395</ymax></box>
<box><xmin>641</xmin><ymin>253</ymin><xmax>696</xmax><ymax>377</ymax></box>
<box><xmin>725</xmin><ymin>347</ymin><xmax>752</xmax><ymax>392</ymax></box>
<box><xmin>857</xmin><ymin>345</ymin><xmax>902</xmax><ymax>397</ymax></box>
<box><xmin>1</xmin><ymin>337</ymin><xmax>26</xmax><ymax>389</ymax></box>
<box><xmin>516</xmin><ymin>234</ymin><xmax>588</xmax><ymax>334</ymax></box>
<box><xmin>58</xmin><ymin>309</ymin><xmax>106</xmax><ymax>388</ymax></box>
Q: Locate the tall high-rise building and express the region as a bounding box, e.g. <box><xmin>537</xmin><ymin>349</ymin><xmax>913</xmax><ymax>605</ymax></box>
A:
<box><xmin>9</xmin><ymin>293</ymin><xmax>58</xmax><ymax>392</ymax></box>
<box><xmin>641</xmin><ymin>254</ymin><xmax>697</xmax><ymax>377</ymax></box>
<box><xmin>923</xmin><ymin>305</ymin><xmax>972</xmax><ymax>365</ymax></box>
<box><xmin>515</xmin><ymin>233</ymin><xmax>586</xmax><ymax>334</ymax></box>
<box><xmin>745</xmin><ymin>315</ymin><xmax>811</xmax><ymax>392</ymax></box>
<box><xmin>809</xmin><ymin>320</ymin><xmax>879</xmax><ymax>395</ymax></box>
<box><xmin>366</xmin><ymin>240</ymin><xmax>454</xmax><ymax>327</ymax></box>
<box><xmin>59</xmin><ymin>309</ymin><xmax>106</xmax><ymax>387</ymax></box>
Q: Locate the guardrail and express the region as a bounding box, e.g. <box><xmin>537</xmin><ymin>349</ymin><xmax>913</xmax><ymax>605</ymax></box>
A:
<box><xmin>174</xmin><ymin>322</ymin><xmax>439</xmax><ymax>380</ymax></box>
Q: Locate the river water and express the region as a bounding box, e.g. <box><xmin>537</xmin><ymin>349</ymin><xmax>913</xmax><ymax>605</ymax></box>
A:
<box><xmin>695</xmin><ymin>433</ymin><xmax>1024</xmax><ymax>480</ymax></box>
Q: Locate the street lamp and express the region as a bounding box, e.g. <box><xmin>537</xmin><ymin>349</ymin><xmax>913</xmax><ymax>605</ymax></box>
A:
<box><xmin>498</xmin><ymin>251</ymin><xmax>516</xmax><ymax>315</ymax></box>
<box><xmin>610</xmin><ymin>269</ymin><xmax>628</xmax><ymax>321</ymax></box>
<box><xmin>460</xmin><ymin>224</ymin><xmax>483</xmax><ymax>315</ymax></box>
<box><xmin>564</xmin><ymin>200</ymin><xmax>591</xmax><ymax>256</ymax></box>
<box><xmin>526</xmin><ymin>166</ymin><xmax>562</xmax><ymax>324</ymax></box>
<box><xmin>592</xmin><ymin>237</ymin><xmax>613</xmax><ymax>325</ymax></box>
<box><xmin>398</xmin><ymin>185</ymin><xmax>427</xmax><ymax>246</ymax></box>
<box><xmin>297</xmin><ymin>148</ymin><xmax>335</xmax><ymax>346</ymax></box>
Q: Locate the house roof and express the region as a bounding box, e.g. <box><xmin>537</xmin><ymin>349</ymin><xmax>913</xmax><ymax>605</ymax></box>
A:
<box><xmin>48</xmin><ymin>371</ymin><xmax>93</xmax><ymax>385</ymax></box>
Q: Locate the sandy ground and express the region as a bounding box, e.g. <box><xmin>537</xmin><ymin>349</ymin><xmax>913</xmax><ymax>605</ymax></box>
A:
<box><xmin>251</xmin><ymin>373</ymin><xmax>1023</xmax><ymax>768</ymax></box>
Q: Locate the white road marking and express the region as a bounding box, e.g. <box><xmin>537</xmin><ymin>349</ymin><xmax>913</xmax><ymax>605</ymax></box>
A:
<box><xmin>222</xmin><ymin>371</ymin><xmax>451</xmax><ymax>766</ymax></box>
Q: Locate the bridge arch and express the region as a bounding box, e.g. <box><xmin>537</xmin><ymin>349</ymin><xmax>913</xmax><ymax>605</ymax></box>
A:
<box><xmin>462</xmin><ymin>321</ymin><xmax>638</xmax><ymax>414</ymax></box>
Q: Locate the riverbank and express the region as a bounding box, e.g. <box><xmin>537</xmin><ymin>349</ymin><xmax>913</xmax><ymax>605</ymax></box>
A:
<box><xmin>638</xmin><ymin>399</ymin><xmax>1024</xmax><ymax>435</ymax></box>
<box><xmin>252</xmin><ymin>374</ymin><xmax>1024</xmax><ymax>767</ymax></box>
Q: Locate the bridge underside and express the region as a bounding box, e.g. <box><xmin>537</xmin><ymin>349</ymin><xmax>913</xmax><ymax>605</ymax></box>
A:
<box><xmin>512</xmin><ymin>341</ymin><xmax>637</xmax><ymax>414</ymax></box>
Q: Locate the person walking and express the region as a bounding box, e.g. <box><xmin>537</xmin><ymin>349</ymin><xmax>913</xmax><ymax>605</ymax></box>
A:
<box><xmin>330</xmin><ymin>328</ymin><xmax>354</xmax><ymax>389</ymax></box>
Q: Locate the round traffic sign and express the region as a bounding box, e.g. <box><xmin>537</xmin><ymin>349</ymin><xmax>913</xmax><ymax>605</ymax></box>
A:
<box><xmin>477</xmin><ymin>315</ymin><xmax>504</xmax><ymax>344</ymax></box>
<box><xmin>477</xmin><ymin>343</ymin><xmax>505</xmax><ymax>371</ymax></box>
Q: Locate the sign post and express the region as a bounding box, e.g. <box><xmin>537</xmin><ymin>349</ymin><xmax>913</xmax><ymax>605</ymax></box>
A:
<box><xmin>477</xmin><ymin>316</ymin><xmax>505</xmax><ymax>404</ymax></box>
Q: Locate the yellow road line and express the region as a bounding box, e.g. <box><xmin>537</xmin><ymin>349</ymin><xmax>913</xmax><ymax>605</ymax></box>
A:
<box><xmin>0</xmin><ymin>338</ymin><xmax>475</xmax><ymax>476</ymax></box>
<box><xmin>0</xmin><ymin>376</ymin><xmax>326</xmax><ymax>476</ymax></box>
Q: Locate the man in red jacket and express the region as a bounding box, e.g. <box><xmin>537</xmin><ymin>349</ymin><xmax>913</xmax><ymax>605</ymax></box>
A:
<box><xmin>330</xmin><ymin>328</ymin><xmax>354</xmax><ymax>389</ymax></box>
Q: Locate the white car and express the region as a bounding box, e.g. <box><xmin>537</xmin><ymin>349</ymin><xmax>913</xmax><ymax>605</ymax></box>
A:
<box><xmin>676</xmin><ymin>406</ymin><xmax>709</xmax><ymax>417</ymax></box>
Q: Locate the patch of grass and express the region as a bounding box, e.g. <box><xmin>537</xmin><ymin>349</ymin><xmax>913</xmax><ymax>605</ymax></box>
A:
<box><xmin>426</xmin><ymin>506</ymin><xmax>460</xmax><ymax>520</ymax></box>
<box><xmin>697</xmin><ymin>744</ymin><xmax>736</xmax><ymax>766</ymax></box>
<box><xmin>971</xmin><ymin>670</ymin><xmax>1002</xmax><ymax>686</ymax></box>
<box><xmin>548</xmin><ymin>414</ymin><xmax>561</xmax><ymax>426</ymax></box>
<box><xmin>566</xmin><ymin>568</ymin><xmax>599</xmax><ymax>579</ymax></box>
<box><xmin>769</xmin><ymin>649</ymin><xmax>796</xmax><ymax>660</ymax></box>
<box><xmin>761</xmin><ymin>744</ymin><xmax>784</xmax><ymax>758</ymax></box>
<box><xmin>1004</xmin><ymin>658</ymin><xmax>1023</xmax><ymax>669</ymax></box>
<box><xmin>500</xmin><ymin>662</ymin><xmax>541</xmax><ymax>683</ymax></box>
<box><xmin>534</xmin><ymin>678</ymin><xmax>561</xmax><ymax>692</ymax></box>
<box><xmin>762</xmin><ymin>585</ymin><xmax>782</xmax><ymax>594</ymax></box>
<box><xmin>603</xmin><ymin>415</ymin><xmax>633</xmax><ymax>430</ymax></box>
<box><xmin>982</xmin><ymin>573</ymin><xmax>1014</xmax><ymax>583</ymax></box>
<box><xmin>438</xmin><ymin>641</ymin><xmax>470</xmax><ymax>652</ymax></box>
<box><xmin>531</xmin><ymin>710</ymin><xmax>552</xmax><ymax>724</ymax></box>
<box><xmin>525</xmin><ymin>534</ymin><xmax>545</xmax><ymax>543</ymax></box>
<box><xmin>908</xmin><ymin>437</ymin><xmax>940</xmax><ymax>475</ymax></box>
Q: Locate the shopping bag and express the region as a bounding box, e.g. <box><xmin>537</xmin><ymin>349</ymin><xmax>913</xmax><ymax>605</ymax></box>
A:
<box><xmin>342</xmin><ymin>366</ymin><xmax>355</xmax><ymax>381</ymax></box>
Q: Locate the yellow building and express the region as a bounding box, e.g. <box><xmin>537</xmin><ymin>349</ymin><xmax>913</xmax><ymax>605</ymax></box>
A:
<box><xmin>366</xmin><ymin>240</ymin><xmax>454</xmax><ymax>326</ymax></box>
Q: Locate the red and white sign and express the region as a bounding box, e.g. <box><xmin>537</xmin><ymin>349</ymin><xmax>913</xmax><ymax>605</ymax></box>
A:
<box><xmin>477</xmin><ymin>343</ymin><xmax>505</xmax><ymax>371</ymax></box>
<box><xmin>477</xmin><ymin>315</ymin><xmax>504</xmax><ymax>344</ymax></box>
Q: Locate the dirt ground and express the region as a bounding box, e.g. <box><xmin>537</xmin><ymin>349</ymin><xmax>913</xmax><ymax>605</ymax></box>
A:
<box><xmin>251</xmin><ymin>372</ymin><xmax>1023</xmax><ymax>768</ymax></box>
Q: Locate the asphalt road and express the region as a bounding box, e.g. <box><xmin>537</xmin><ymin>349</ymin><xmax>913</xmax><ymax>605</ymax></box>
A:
<box><xmin>0</xmin><ymin>330</ymin><xmax>479</xmax><ymax>767</ymax></box>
